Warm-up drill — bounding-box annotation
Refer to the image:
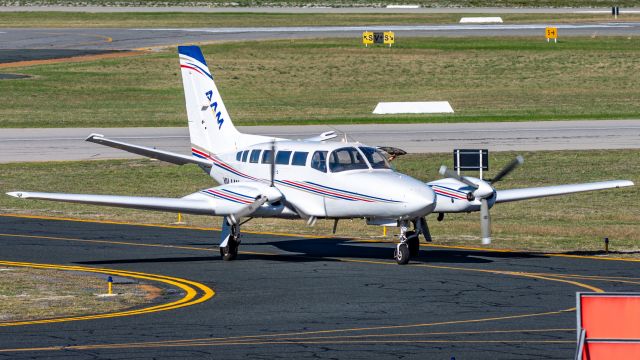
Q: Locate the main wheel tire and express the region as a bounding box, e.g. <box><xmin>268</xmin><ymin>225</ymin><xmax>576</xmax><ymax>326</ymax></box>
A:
<box><xmin>220</xmin><ymin>240</ymin><xmax>238</xmax><ymax>261</ymax></box>
<box><xmin>407</xmin><ymin>231</ymin><xmax>420</xmax><ymax>258</ymax></box>
<box><xmin>395</xmin><ymin>243</ymin><xmax>410</xmax><ymax>265</ymax></box>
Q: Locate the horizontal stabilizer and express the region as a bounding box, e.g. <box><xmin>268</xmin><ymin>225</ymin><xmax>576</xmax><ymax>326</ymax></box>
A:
<box><xmin>86</xmin><ymin>134</ymin><xmax>212</xmax><ymax>168</ymax></box>
<box><xmin>6</xmin><ymin>191</ymin><xmax>216</xmax><ymax>215</ymax></box>
<box><xmin>495</xmin><ymin>180</ymin><xmax>634</xmax><ymax>203</ymax></box>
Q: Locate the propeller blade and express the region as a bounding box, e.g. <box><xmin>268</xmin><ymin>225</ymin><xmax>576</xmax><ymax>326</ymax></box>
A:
<box><xmin>439</xmin><ymin>165</ymin><xmax>479</xmax><ymax>189</ymax></box>
<box><xmin>270</xmin><ymin>140</ymin><xmax>276</xmax><ymax>187</ymax></box>
<box><xmin>490</xmin><ymin>155</ymin><xmax>524</xmax><ymax>184</ymax></box>
<box><xmin>228</xmin><ymin>196</ymin><xmax>268</xmax><ymax>225</ymax></box>
<box><xmin>480</xmin><ymin>198</ymin><xmax>491</xmax><ymax>245</ymax></box>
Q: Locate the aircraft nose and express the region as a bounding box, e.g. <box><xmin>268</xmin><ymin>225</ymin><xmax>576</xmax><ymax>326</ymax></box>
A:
<box><xmin>403</xmin><ymin>183</ymin><xmax>436</xmax><ymax>218</ymax></box>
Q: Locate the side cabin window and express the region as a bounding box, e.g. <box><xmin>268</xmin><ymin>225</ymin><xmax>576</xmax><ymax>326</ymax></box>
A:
<box><xmin>359</xmin><ymin>147</ymin><xmax>391</xmax><ymax>169</ymax></box>
<box><xmin>241</xmin><ymin>150</ymin><xmax>249</xmax><ymax>162</ymax></box>
<box><xmin>275</xmin><ymin>151</ymin><xmax>292</xmax><ymax>165</ymax></box>
<box><xmin>236</xmin><ymin>151</ymin><xmax>242</xmax><ymax>161</ymax></box>
<box><xmin>329</xmin><ymin>147</ymin><xmax>369</xmax><ymax>173</ymax></box>
<box><xmin>310</xmin><ymin>151</ymin><xmax>327</xmax><ymax>173</ymax></box>
<box><xmin>261</xmin><ymin>150</ymin><xmax>273</xmax><ymax>164</ymax></box>
<box><xmin>249</xmin><ymin>149</ymin><xmax>261</xmax><ymax>163</ymax></box>
<box><xmin>291</xmin><ymin>152</ymin><xmax>308</xmax><ymax>166</ymax></box>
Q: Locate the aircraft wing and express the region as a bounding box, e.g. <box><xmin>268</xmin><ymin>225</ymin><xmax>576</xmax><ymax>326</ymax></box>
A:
<box><xmin>6</xmin><ymin>182</ymin><xmax>286</xmax><ymax>218</ymax></box>
<box><xmin>86</xmin><ymin>134</ymin><xmax>212</xmax><ymax>168</ymax></box>
<box><xmin>6</xmin><ymin>191</ymin><xmax>216</xmax><ymax>215</ymax></box>
<box><xmin>495</xmin><ymin>180</ymin><xmax>634</xmax><ymax>203</ymax></box>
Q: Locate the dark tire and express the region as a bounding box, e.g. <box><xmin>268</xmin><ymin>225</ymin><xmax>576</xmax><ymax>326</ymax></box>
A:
<box><xmin>220</xmin><ymin>239</ymin><xmax>238</xmax><ymax>261</ymax></box>
<box><xmin>407</xmin><ymin>231</ymin><xmax>420</xmax><ymax>257</ymax></box>
<box><xmin>395</xmin><ymin>243</ymin><xmax>410</xmax><ymax>265</ymax></box>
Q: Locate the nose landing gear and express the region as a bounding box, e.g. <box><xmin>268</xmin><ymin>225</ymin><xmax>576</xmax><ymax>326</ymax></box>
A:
<box><xmin>394</xmin><ymin>221</ymin><xmax>421</xmax><ymax>265</ymax></box>
<box><xmin>393</xmin><ymin>220</ymin><xmax>425</xmax><ymax>265</ymax></box>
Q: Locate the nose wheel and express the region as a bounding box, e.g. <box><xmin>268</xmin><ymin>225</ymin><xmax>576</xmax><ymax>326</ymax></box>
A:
<box><xmin>394</xmin><ymin>222</ymin><xmax>419</xmax><ymax>265</ymax></box>
<box><xmin>394</xmin><ymin>243</ymin><xmax>410</xmax><ymax>265</ymax></box>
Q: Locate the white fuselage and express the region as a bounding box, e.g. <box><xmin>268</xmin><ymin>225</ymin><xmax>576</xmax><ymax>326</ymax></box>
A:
<box><xmin>196</xmin><ymin>140</ymin><xmax>439</xmax><ymax>222</ymax></box>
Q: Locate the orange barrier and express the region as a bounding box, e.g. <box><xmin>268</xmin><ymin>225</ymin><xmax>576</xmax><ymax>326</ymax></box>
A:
<box><xmin>576</xmin><ymin>293</ymin><xmax>640</xmax><ymax>360</ymax></box>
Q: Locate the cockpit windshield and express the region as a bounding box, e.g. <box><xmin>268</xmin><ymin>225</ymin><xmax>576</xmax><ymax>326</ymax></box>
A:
<box><xmin>359</xmin><ymin>147</ymin><xmax>391</xmax><ymax>169</ymax></box>
<box><xmin>329</xmin><ymin>147</ymin><xmax>369</xmax><ymax>173</ymax></box>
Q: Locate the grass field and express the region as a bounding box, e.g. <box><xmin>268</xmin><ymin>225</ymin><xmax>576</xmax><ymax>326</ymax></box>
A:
<box><xmin>1</xmin><ymin>149</ymin><xmax>638</xmax><ymax>256</ymax></box>
<box><xmin>0</xmin><ymin>266</ymin><xmax>153</xmax><ymax>321</ymax></box>
<box><xmin>2</xmin><ymin>37</ymin><xmax>639</xmax><ymax>128</ymax></box>
<box><xmin>2</xmin><ymin>0</ymin><xmax>639</xmax><ymax>8</ymax></box>
<box><xmin>1</xmin><ymin>12</ymin><xmax>637</xmax><ymax>28</ymax></box>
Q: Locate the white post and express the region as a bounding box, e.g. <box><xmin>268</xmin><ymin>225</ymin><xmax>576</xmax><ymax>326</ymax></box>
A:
<box><xmin>456</xmin><ymin>150</ymin><xmax>461</xmax><ymax>176</ymax></box>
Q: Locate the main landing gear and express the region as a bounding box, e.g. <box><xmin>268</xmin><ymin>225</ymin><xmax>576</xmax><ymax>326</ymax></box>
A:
<box><xmin>394</xmin><ymin>219</ymin><xmax>428</xmax><ymax>265</ymax></box>
<box><xmin>220</xmin><ymin>219</ymin><xmax>240</xmax><ymax>261</ymax></box>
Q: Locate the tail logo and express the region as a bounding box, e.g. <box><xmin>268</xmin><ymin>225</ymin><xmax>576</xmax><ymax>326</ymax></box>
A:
<box><xmin>205</xmin><ymin>90</ymin><xmax>224</xmax><ymax>130</ymax></box>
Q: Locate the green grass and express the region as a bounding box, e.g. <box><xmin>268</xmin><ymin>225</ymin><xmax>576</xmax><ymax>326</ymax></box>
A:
<box><xmin>1</xmin><ymin>149</ymin><xmax>638</xmax><ymax>255</ymax></box>
<box><xmin>1</xmin><ymin>37</ymin><xmax>639</xmax><ymax>128</ymax></box>
<box><xmin>1</xmin><ymin>12</ymin><xmax>637</xmax><ymax>28</ymax></box>
<box><xmin>0</xmin><ymin>266</ymin><xmax>154</xmax><ymax>322</ymax></box>
<box><xmin>2</xmin><ymin>0</ymin><xmax>639</xmax><ymax>8</ymax></box>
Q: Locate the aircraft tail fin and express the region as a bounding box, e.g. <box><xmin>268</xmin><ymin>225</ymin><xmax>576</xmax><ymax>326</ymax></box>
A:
<box><xmin>179</xmin><ymin>45</ymin><xmax>241</xmax><ymax>156</ymax></box>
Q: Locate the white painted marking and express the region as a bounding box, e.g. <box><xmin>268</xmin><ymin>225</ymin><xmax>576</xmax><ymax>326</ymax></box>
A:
<box><xmin>460</xmin><ymin>17</ymin><xmax>503</xmax><ymax>23</ymax></box>
<box><xmin>373</xmin><ymin>101</ymin><xmax>454</xmax><ymax>114</ymax></box>
<box><xmin>386</xmin><ymin>5</ymin><xmax>420</xmax><ymax>8</ymax></box>
<box><xmin>133</xmin><ymin>23</ymin><xmax>632</xmax><ymax>33</ymax></box>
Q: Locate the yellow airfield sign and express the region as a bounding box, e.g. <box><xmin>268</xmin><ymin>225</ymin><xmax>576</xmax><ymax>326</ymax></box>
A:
<box><xmin>362</xmin><ymin>31</ymin><xmax>374</xmax><ymax>45</ymax></box>
<box><xmin>545</xmin><ymin>27</ymin><xmax>558</xmax><ymax>42</ymax></box>
<box><xmin>384</xmin><ymin>31</ymin><xmax>395</xmax><ymax>46</ymax></box>
<box><xmin>362</xmin><ymin>31</ymin><xmax>395</xmax><ymax>47</ymax></box>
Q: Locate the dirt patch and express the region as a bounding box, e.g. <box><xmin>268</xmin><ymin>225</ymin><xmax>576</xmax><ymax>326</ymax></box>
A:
<box><xmin>139</xmin><ymin>284</ymin><xmax>163</xmax><ymax>301</ymax></box>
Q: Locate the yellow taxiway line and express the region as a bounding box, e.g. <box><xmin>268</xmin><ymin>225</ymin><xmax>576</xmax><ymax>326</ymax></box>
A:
<box><xmin>0</xmin><ymin>260</ymin><xmax>214</xmax><ymax>327</ymax></box>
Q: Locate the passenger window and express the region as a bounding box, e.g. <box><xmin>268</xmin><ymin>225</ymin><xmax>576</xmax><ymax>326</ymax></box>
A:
<box><xmin>261</xmin><ymin>150</ymin><xmax>273</xmax><ymax>164</ymax></box>
<box><xmin>329</xmin><ymin>147</ymin><xmax>369</xmax><ymax>173</ymax></box>
<box><xmin>310</xmin><ymin>151</ymin><xmax>328</xmax><ymax>173</ymax></box>
<box><xmin>291</xmin><ymin>152</ymin><xmax>308</xmax><ymax>166</ymax></box>
<box><xmin>236</xmin><ymin>151</ymin><xmax>242</xmax><ymax>161</ymax></box>
<box><xmin>249</xmin><ymin>149</ymin><xmax>261</xmax><ymax>163</ymax></box>
<box><xmin>275</xmin><ymin>151</ymin><xmax>292</xmax><ymax>165</ymax></box>
<box><xmin>241</xmin><ymin>150</ymin><xmax>249</xmax><ymax>162</ymax></box>
<box><xmin>359</xmin><ymin>147</ymin><xmax>391</xmax><ymax>169</ymax></box>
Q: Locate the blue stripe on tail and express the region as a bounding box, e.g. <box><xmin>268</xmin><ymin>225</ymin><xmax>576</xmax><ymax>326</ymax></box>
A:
<box><xmin>178</xmin><ymin>45</ymin><xmax>208</xmax><ymax>66</ymax></box>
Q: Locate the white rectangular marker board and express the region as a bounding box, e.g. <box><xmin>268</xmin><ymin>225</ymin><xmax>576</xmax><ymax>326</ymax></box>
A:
<box><xmin>373</xmin><ymin>101</ymin><xmax>454</xmax><ymax>114</ymax></box>
<box><xmin>459</xmin><ymin>17</ymin><xmax>503</xmax><ymax>23</ymax></box>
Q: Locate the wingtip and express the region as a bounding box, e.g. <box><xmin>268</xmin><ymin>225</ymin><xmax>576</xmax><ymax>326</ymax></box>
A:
<box><xmin>6</xmin><ymin>191</ymin><xmax>27</xmax><ymax>199</ymax></box>
<box><xmin>85</xmin><ymin>133</ymin><xmax>104</xmax><ymax>142</ymax></box>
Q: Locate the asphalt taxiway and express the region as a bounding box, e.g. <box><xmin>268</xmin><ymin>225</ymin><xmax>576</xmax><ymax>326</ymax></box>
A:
<box><xmin>1</xmin><ymin>120</ymin><xmax>639</xmax><ymax>163</ymax></box>
<box><xmin>1</xmin><ymin>214</ymin><xmax>639</xmax><ymax>359</ymax></box>
<box><xmin>2</xmin><ymin>22</ymin><xmax>640</xmax><ymax>55</ymax></box>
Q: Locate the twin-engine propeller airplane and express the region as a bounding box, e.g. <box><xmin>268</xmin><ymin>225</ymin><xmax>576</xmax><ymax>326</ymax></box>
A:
<box><xmin>7</xmin><ymin>46</ymin><xmax>634</xmax><ymax>265</ymax></box>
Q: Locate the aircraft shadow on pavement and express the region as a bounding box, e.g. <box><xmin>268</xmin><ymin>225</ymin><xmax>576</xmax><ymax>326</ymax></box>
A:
<box><xmin>75</xmin><ymin>237</ymin><xmax>546</xmax><ymax>266</ymax></box>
